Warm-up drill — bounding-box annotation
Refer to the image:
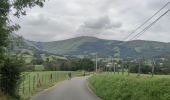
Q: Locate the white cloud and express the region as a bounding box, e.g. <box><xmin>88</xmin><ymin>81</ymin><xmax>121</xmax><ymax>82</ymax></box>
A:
<box><xmin>12</xmin><ymin>0</ymin><xmax>170</xmax><ymax>42</ymax></box>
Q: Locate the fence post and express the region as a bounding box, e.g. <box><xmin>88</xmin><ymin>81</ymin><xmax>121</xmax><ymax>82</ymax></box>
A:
<box><xmin>33</xmin><ymin>75</ymin><xmax>35</xmax><ymax>90</ymax></box>
<box><xmin>22</xmin><ymin>77</ymin><xmax>25</xmax><ymax>94</ymax></box>
<box><xmin>42</xmin><ymin>74</ymin><xmax>43</xmax><ymax>85</ymax></box>
<box><xmin>37</xmin><ymin>73</ymin><xmax>40</xmax><ymax>87</ymax></box>
<box><xmin>50</xmin><ymin>73</ymin><xmax>52</xmax><ymax>83</ymax></box>
<box><xmin>44</xmin><ymin>74</ymin><xmax>46</xmax><ymax>85</ymax></box>
<box><xmin>29</xmin><ymin>75</ymin><xmax>31</xmax><ymax>93</ymax></box>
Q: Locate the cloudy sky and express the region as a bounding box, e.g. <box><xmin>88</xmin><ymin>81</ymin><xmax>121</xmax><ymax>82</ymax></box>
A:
<box><xmin>12</xmin><ymin>0</ymin><xmax>170</xmax><ymax>42</ymax></box>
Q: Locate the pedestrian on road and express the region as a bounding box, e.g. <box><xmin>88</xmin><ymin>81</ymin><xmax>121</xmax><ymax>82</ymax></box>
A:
<box><xmin>67</xmin><ymin>71</ymin><xmax>72</xmax><ymax>80</ymax></box>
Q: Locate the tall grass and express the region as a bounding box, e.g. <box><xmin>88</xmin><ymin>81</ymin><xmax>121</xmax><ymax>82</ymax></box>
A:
<box><xmin>89</xmin><ymin>73</ymin><xmax>170</xmax><ymax>100</ymax></box>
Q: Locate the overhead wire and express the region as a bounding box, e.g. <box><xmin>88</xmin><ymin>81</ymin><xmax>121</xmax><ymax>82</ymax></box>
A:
<box><xmin>122</xmin><ymin>2</ymin><xmax>170</xmax><ymax>41</ymax></box>
<box><xmin>129</xmin><ymin>9</ymin><xmax>170</xmax><ymax>41</ymax></box>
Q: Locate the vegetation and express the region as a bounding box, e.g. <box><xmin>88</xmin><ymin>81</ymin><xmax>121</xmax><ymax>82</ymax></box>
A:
<box><xmin>0</xmin><ymin>57</ymin><xmax>24</xmax><ymax>99</ymax></box>
<box><xmin>0</xmin><ymin>0</ymin><xmax>45</xmax><ymax>99</ymax></box>
<box><xmin>89</xmin><ymin>73</ymin><xmax>170</xmax><ymax>100</ymax></box>
<box><xmin>23</xmin><ymin>36</ymin><xmax>170</xmax><ymax>58</ymax></box>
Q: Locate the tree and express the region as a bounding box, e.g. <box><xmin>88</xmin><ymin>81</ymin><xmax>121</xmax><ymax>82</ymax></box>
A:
<box><xmin>32</xmin><ymin>57</ymin><xmax>44</xmax><ymax>65</ymax></box>
<box><xmin>0</xmin><ymin>0</ymin><xmax>45</xmax><ymax>59</ymax></box>
<box><xmin>78</xmin><ymin>58</ymin><xmax>94</xmax><ymax>71</ymax></box>
<box><xmin>0</xmin><ymin>0</ymin><xmax>45</xmax><ymax>98</ymax></box>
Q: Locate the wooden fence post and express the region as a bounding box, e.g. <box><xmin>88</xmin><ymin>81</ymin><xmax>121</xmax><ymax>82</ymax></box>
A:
<box><xmin>22</xmin><ymin>78</ymin><xmax>25</xmax><ymax>94</ymax></box>
<box><xmin>33</xmin><ymin>75</ymin><xmax>35</xmax><ymax>90</ymax></box>
<box><xmin>29</xmin><ymin>75</ymin><xmax>31</xmax><ymax>93</ymax></box>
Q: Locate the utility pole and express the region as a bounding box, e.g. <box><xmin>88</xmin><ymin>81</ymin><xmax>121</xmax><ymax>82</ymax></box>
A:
<box><xmin>111</xmin><ymin>57</ymin><xmax>113</xmax><ymax>73</ymax></box>
<box><xmin>96</xmin><ymin>53</ymin><xmax>98</xmax><ymax>72</ymax></box>
<box><xmin>114</xmin><ymin>63</ymin><xmax>116</xmax><ymax>74</ymax></box>
<box><xmin>138</xmin><ymin>59</ymin><xmax>141</xmax><ymax>76</ymax></box>
<box><xmin>122</xmin><ymin>60</ymin><xmax>124</xmax><ymax>75</ymax></box>
<box><xmin>152</xmin><ymin>59</ymin><xmax>155</xmax><ymax>77</ymax></box>
<box><xmin>128</xmin><ymin>60</ymin><xmax>131</xmax><ymax>76</ymax></box>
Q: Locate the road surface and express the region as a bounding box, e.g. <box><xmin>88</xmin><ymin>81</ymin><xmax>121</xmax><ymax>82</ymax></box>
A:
<box><xmin>32</xmin><ymin>76</ymin><xmax>101</xmax><ymax>100</ymax></box>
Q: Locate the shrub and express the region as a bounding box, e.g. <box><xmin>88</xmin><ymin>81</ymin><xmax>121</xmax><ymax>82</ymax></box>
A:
<box><xmin>0</xmin><ymin>57</ymin><xmax>24</xmax><ymax>99</ymax></box>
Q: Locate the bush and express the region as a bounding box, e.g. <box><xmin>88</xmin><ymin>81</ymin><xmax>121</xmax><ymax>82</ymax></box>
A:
<box><xmin>0</xmin><ymin>57</ymin><xmax>24</xmax><ymax>99</ymax></box>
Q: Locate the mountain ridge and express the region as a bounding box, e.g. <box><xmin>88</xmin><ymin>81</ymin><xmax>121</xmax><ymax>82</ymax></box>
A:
<box><xmin>30</xmin><ymin>36</ymin><xmax>170</xmax><ymax>58</ymax></box>
<box><xmin>10</xmin><ymin>34</ymin><xmax>170</xmax><ymax>58</ymax></box>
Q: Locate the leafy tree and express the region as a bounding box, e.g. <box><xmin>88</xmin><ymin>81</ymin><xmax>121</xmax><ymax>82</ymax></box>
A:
<box><xmin>0</xmin><ymin>0</ymin><xmax>45</xmax><ymax>59</ymax></box>
<box><xmin>32</xmin><ymin>57</ymin><xmax>44</xmax><ymax>65</ymax></box>
<box><xmin>77</xmin><ymin>58</ymin><xmax>94</xmax><ymax>71</ymax></box>
<box><xmin>0</xmin><ymin>0</ymin><xmax>45</xmax><ymax>98</ymax></box>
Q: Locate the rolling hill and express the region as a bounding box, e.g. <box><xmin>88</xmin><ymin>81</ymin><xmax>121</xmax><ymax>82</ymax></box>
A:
<box><xmin>10</xmin><ymin>34</ymin><xmax>170</xmax><ymax>58</ymax></box>
<box><xmin>29</xmin><ymin>36</ymin><xmax>170</xmax><ymax>58</ymax></box>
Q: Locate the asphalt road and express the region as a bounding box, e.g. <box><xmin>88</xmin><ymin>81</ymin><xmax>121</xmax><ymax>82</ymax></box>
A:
<box><xmin>31</xmin><ymin>76</ymin><xmax>101</xmax><ymax>100</ymax></box>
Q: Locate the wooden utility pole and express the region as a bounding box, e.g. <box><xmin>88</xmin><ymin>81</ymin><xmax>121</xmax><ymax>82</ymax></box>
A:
<box><xmin>114</xmin><ymin>63</ymin><xmax>116</xmax><ymax>74</ymax></box>
<box><xmin>152</xmin><ymin>59</ymin><xmax>155</xmax><ymax>77</ymax></box>
<box><xmin>128</xmin><ymin>61</ymin><xmax>131</xmax><ymax>76</ymax></box>
<box><xmin>96</xmin><ymin>53</ymin><xmax>98</xmax><ymax>72</ymax></box>
<box><xmin>111</xmin><ymin>57</ymin><xmax>113</xmax><ymax>72</ymax></box>
<box><xmin>138</xmin><ymin>59</ymin><xmax>141</xmax><ymax>76</ymax></box>
<box><xmin>122</xmin><ymin>61</ymin><xmax>124</xmax><ymax>75</ymax></box>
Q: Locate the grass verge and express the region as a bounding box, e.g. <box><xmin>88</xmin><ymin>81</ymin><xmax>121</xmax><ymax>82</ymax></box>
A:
<box><xmin>88</xmin><ymin>72</ymin><xmax>170</xmax><ymax>100</ymax></box>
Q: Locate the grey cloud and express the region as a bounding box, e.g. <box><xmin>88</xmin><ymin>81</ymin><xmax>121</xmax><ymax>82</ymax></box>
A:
<box><xmin>12</xmin><ymin>0</ymin><xmax>170</xmax><ymax>42</ymax></box>
<box><xmin>81</xmin><ymin>16</ymin><xmax>122</xmax><ymax>30</ymax></box>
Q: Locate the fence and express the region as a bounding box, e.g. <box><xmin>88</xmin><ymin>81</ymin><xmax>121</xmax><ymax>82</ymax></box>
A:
<box><xmin>18</xmin><ymin>71</ymin><xmax>82</xmax><ymax>99</ymax></box>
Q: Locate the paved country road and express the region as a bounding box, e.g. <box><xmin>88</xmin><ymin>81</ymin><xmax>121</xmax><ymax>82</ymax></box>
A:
<box><xmin>32</xmin><ymin>76</ymin><xmax>101</xmax><ymax>100</ymax></box>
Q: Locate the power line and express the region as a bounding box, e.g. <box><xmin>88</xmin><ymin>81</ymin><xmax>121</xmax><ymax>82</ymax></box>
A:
<box><xmin>129</xmin><ymin>9</ymin><xmax>170</xmax><ymax>41</ymax></box>
<box><xmin>122</xmin><ymin>2</ymin><xmax>170</xmax><ymax>41</ymax></box>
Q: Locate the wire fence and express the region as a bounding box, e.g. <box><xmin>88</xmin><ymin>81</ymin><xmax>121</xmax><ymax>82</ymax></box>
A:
<box><xmin>18</xmin><ymin>71</ymin><xmax>82</xmax><ymax>99</ymax></box>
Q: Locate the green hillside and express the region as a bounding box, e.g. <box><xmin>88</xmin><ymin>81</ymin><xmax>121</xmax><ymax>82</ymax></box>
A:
<box><xmin>31</xmin><ymin>36</ymin><xmax>170</xmax><ymax>58</ymax></box>
<box><xmin>10</xmin><ymin>34</ymin><xmax>170</xmax><ymax>58</ymax></box>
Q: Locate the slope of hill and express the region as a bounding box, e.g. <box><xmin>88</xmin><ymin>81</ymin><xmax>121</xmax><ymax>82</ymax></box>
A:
<box><xmin>30</xmin><ymin>36</ymin><xmax>170</xmax><ymax>58</ymax></box>
<box><xmin>31</xmin><ymin>36</ymin><xmax>121</xmax><ymax>56</ymax></box>
<box><xmin>10</xmin><ymin>33</ymin><xmax>170</xmax><ymax>58</ymax></box>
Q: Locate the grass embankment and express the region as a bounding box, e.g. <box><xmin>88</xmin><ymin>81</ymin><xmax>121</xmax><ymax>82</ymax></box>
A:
<box><xmin>18</xmin><ymin>71</ymin><xmax>82</xmax><ymax>100</ymax></box>
<box><xmin>88</xmin><ymin>73</ymin><xmax>170</xmax><ymax>100</ymax></box>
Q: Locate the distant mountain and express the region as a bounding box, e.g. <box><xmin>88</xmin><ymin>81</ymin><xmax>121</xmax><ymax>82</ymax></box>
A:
<box><xmin>28</xmin><ymin>36</ymin><xmax>170</xmax><ymax>58</ymax></box>
<box><xmin>9</xmin><ymin>33</ymin><xmax>39</xmax><ymax>53</ymax></box>
<box><xmin>9</xmin><ymin>33</ymin><xmax>59</xmax><ymax>56</ymax></box>
<box><xmin>10</xmin><ymin>33</ymin><xmax>170</xmax><ymax>58</ymax></box>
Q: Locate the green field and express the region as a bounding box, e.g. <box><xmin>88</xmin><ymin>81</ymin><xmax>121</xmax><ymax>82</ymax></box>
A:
<box><xmin>19</xmin><ymin>71</ymin><xmax>83</xmax><ymax>100</ymax></box>
<box><xmin>88</xmin><ymin>73</ymin><xmax>170</xmax><ymax>100</ymax></box>
<box><xmin>34</xmin><ymin>65</ymin><xmax>44</xmax><ymax>71</ymax></box>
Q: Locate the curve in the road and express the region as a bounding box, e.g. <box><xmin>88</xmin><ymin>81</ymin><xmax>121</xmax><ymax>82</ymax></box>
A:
<box><xmin>32</xmin><ymin>76</ymin><xmax>101</xmax><ymax>100</ymax></box>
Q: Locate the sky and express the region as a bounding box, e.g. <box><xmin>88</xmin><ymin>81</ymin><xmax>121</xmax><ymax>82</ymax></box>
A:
<box><xmin>12</xmin><ymin>0</ymin><xmax>170</xmax><ymax>42</ymax></box>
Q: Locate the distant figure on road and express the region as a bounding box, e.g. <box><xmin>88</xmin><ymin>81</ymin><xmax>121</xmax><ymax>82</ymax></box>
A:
<box><xmin>68</xmin><ymin>71</ymin><xmax>72</xmax><ymax>80</ymax></box>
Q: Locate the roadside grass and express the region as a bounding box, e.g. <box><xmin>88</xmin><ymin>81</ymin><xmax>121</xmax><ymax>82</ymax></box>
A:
<box><xmin>18</xmin><ymin>71</ymin><xmax>83</xmax><ymax>100</ymax></box>
<box><xmin>88</xmin><ymin>72</ymin><xmax>170</xmax><ymax>100</ymax></box>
